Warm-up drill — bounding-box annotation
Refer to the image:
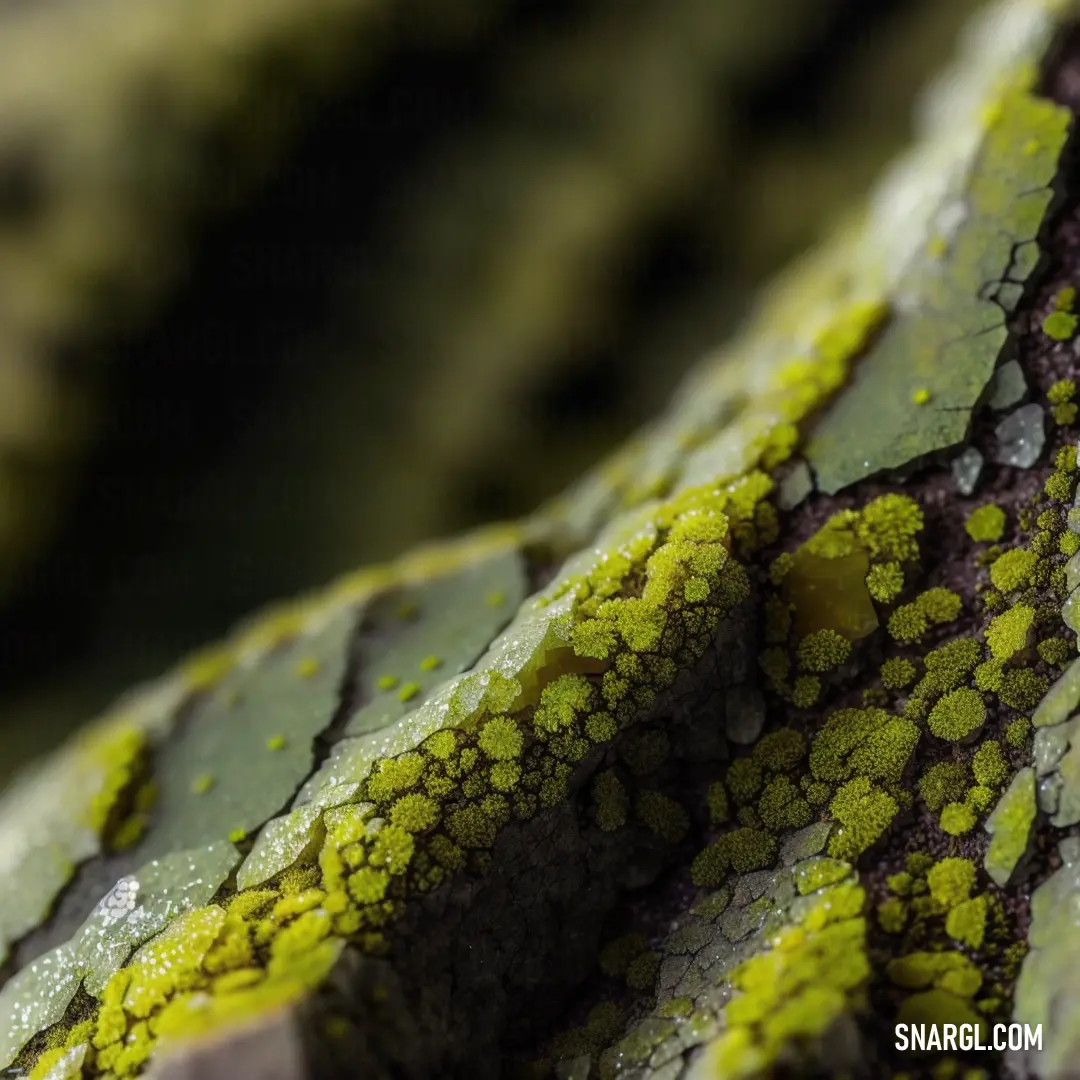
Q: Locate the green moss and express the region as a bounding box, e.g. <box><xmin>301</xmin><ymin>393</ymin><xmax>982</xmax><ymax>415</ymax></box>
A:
<box><xmin>1005</xmin><ymin>717</ymin><xmax>1031</xmax><ymax>748</ymax></box>
<box><xmin>624</xmin><ymin>950</ymin><xmax>660</xmax><ymax>991</ymax></box>
<box><xmin>965</xmin><ymin>785</ymin><xmax>994</xmax><ymax>813</ymax></box>
<box><xmin>926</xmin><ymin>858</ymin><xmax>976</xmax><ymax>908</ymax></box>
<box><xmin>974</xmin><ymin>658</ymin><xmax>1004</xmax><ymax>692</ymax></box>
<box><xmin>1048</xmin><ymin>378</ymin><xmax>1077</xmax><ymax>403</ymax></box>
<box><xmin>989</xmin><ymin>548</ymin><xmax>1039</xmax><ymax>593</ymax></box>
<box><xmin>620</xmin><ymin>729</ymin><xmax>670</xmax><ymax>776</ymax></box>
<box><xmin>636</xmin><ymin>790</ymin><xmax>689</xmax><ymax>843</ymax></box>
<box><xmin>878</xmin><ymin>898</ymin><xmax>908</xmax><ymax>934</ymax></box>
<box><xmin>706</xmin><ymin>781</ymin><xmax>729</xmax><ymax>825</ymax></box>
<box><xmin>923</xmin><ymin>638</ymin><xmax>982</xmax><ymax>693</ymax></box>
<box><xmin>534</xmin><ymin>674</ymin><xmax>595</xmax><ymax>735</ymax></box>
<box><xmin>966</xmin><ymin>505</ymin><xmax>1006</xmax><ymax>543</ymax></box>
<box><xmin>791</xmin><ymin>675</ymin><xmax>821</xmax><ymax>708</ymax></box>
<box><xmin>945</xmin><ymin>894</ymin><xmax>988</xmax><ymax>949</ymax></box>
<box><xmin>1054</xmin><ymin>402</ymin><xmax>1079</xmax><ymax>426</ymax></box>
<box><xmin>1045</xmin><ymin>469</ymin><xmax>1076</xmax><ymax>502</ymax></box>
<box><xmin>881</xmin><ymin>657</ymin><xmax>917</xmax><ymax>690</ymax></box>
<box><xmin>856</xmin><ymin>494</ymin><xmax>924</xmax><ymax>563</ymax></box>
<box><xmin>477</xmin><ymin>716</ymin><xmax>524</xmax><ymax>761</ymax></box>
<box><xmin>940</xmin><ymin>802</ymin><xmax>977</xmax><ymax>836</ymax></box>
<box><xmin>866</xmin><ymin>562</ymin><xmax>905</xmax><ymax>604</ymax></box>
<box><xmin>796</xmin><ymin>629</ymin><xmax>852</xmax><ymax>673</ymax></box>
<box><xmin>690</xmin><ymin>827</ymin><xmax>777</xmax><ymax>886</ymax></box>
<box><xmin>757</xmin><ymin>776</ymin><xmax>812</xmax><ymax>831</ymax></box>
<box><xmin>827</xmin><ymin>777</ymin><xmax>897</xmax><ymax>861</ymax></box>
<box><xmin>702</xmin><ymin>881</ymin><xmax>869</xmax><ymax>1077</ymax></box>
<box><xmin>752</xmin><ymin>728</ymin><xmax>807</xmax><ymax>773</ymax></box>
<box><xmin>888</xmin><ymin>603</ymin><xmax>929</xmax><ymax>644</ymax></box>
<box><xmin>593</xmin><ymin>771</ymin><xmax>629</xmax><ymax>832</ymax></box>
<box><xmin>927</xmin><ymin>688</ymin><xmax>986</xmax><ymax>742</ymax></box>
<box><xmin>986</xmin><ymin>605</ymin><xmax>1035</xmax><ymax>661</ymax></box>
<box><xmin>794</xmin><ymin>857</ymin><xmax>851</xmax><ymax>895</ymax></box>
<box><xmin>971</xmin><ymin>742</ymin><xmax>1007</xmax><ymax>789</ymax></box>
<box><xmin>916</xmin><ymin>588</ymin><xmax>963</xmax><ymax>626</ymax></box>
<box><xmin>389</xmin><ymin>793</ymin><xmax>439</xmax><ymax>833</ymax></box>
<box><xmin>1043</xmin><ymin>311</ymin><xmax>1078</xmax><ymax>341</ymax></box>
<box><xmin>1038</xmin><ymin>637</ymin><xmax>1073</xmax><ymax>667</ymax></box>
<box><xmin>726</xmin><ymin>758</ymin><xmax>764</xmax><ymax>806</ymax></box>
<box><xmin>887</xmin><ymin>951</ymin><xmax>983</xmax><ymax>997</ymax></box>
<box><xmin>847</xmin><ymin>717</ymin><xmax>920</xmax><ymax>787</ymax></box>
<box><xmin>919</xmin><ymin>762</ymin><xmax>969</xmax><ymax>813</ymax></box>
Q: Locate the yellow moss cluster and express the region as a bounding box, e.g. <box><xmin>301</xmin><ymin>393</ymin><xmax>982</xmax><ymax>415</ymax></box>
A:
<box><xmin>697</xmin><ymin>883</ymin><xmax>869</xmax><ymax>1079</ymax></box>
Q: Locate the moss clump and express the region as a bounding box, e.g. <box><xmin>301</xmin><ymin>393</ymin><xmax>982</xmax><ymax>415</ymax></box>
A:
<box><xmin>918</xmin><ymin>762</ymin><xmax>969</xmax><ymax>813</ymax></box>
<box><xmin>1038</xmin><ymin>637</ymin><xmax>1073</xmax><ymax>667</ymax></box>
<box><xmin>706</xmin><ymin>781</ymin><xmax>729</xmax><ymax>824</ymax></box>
<box><xmin>887</xmin><ymin>589</ymin><xmax>962</xmax><ymax>645</ymax></box>
<box><xmin>827</xmin><ymin>777</ymin><xmax>897</xmax><ymax>860</ymax></box>
<box><xmin>753</xmin><ymin>728</ymin><xmax>807</xmax><ymax>772</ymax></box>
<box><xmin>791</xmin><ymin>675</ymin><xmax>821</xmax><ymax>708</ymax></box>
<box><xmin>758</xmin><ymin>776</ymin><xmax>812</xmax><ymax>831</ymax></box>
<box><xmin>878</xmin><ymin>898</ymin><xmax>908</xmax><ymax>934</ymax></box>
<box><xmin>624</xmin><ymin>950</ymin><xmax>661</xmax><ymax>991</ymax></box>
<box><xmin>593</xmin><ymin>771</ymin><xmax>629</xmax><ymax>832</ymax></box>
<box><xmin>727</xmin><ymin>758</ymin><xmax>764</xmax><ymax>806</ymax></box>
<box><xmin>1055</xmin><ymin>401</ymin><xmax>1079</xmax><ymax>426</ymax></box>
<box><xmin>534</xmin><ymin>674</ymin><xmax>595</xmax><ymax>735</ymax></box>
<box><xmin>857</xmin><ymin>494</ymin><xmax>924</xmax><ymax>563</ymax></box>
<box><xmin>926</xmin><ymin>858</ymin><xmax>976</xmax><ymax>908</ymax></box>
<box><xmin>796</xmin><ymin>629</ymin><xmax>852</xmax><ymax>673</ymax></box>
<box><xmin>945</xmin><ymin>894</ymin><xmax>988</xmax><ymax>950</ymax></box>
<box><xmin>940</xmin><ymin>802</ymin><xmax>977</xmax><ymax>836</ymax></box>
<box><xmin>866</xmin><ymin>562</ymin><xmax>905</xmax><ymax>604</ymax></box>
<box><xmin>966</xmin><ymin>505</ymin><xmax>1006</xmax><ymax>543</ymax></box>
<box><xmin>1005</xmin><ymin>717</ymin><xmax>1031</xmax><ymax>748</ymax></box>
<box><xmin>922</xmin><ymin>638</ymin><xmax>982</xmax><ymax>694</ymax></box>
<box><xmin>881</xmin><ymin>657</ymin><xmax>917</xmax><ymax>690</ymax></box>
<box><xmin>997</xmin><ymin>668</ymin><xmax>1049</xmax><ymax>710</ymax></box>
<box><xmin>985</xmin><ymin>605</ymin><xmax>1035</xmax><ymax>661</ymax></box>
<box><xmin>690</xmin><ymin>827</ymin><xmax>777</xmax><ymax>886</ymax></box>
<box><xmin>973</xmin><ymin>658</ymin><xmax>1004</xmax><ymax>692</ymax></box>
<box><xmin>928</xmin><ymin>688</ymin><xmax>986</xmax><ymax>742</ymax></box>
<box><xmin>477</xmin><ymin>716</ymin><xmax>524</xmax><ymax>761</ymax></box>
<box><xmin>1048</xmin><ymin>378</ymin><xmax>1077</xmax><ymax>404</ymax></box>
<box><xmin>989</xmin><ymin>548</ymin><xmax>1039</xmax><ymax>593</ymax></box>
<box><xmin>888</xmin><ymin>603</ymin><xmax>928</xmax><ymax>644</ymax></box>
<box><xmin>620</xmin><ymin>729</ymin><xmax>670</xmax><ymax>776</ymax></box>
<box><xmin>636</xmin><ymin>790</ymin><xmax>689</xmax><ymax>843</ymax></box>
<box><xmin>887</xmin><ymin>951</ymin><xmax>983</xmax><ymax>997</ymax></box>
<box><xmin>808</xmin><ymin>706</ymin><xmax>917</xmax><ymax>787</ymax></box>
<box><xmin>1043</xmin><ymin>311</ymin><xmax>1078</xmax><ymax>341</ymax></box>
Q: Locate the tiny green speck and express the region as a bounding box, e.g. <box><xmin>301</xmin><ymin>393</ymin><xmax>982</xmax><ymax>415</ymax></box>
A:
<box><xmin>419</xmin><ymin>655</ymin><xmax>442</xmax><ymax>672</ymax></box>
<box><xmin>398</xmin><ymin>681</ymin><xmax>421</xmax><ymax>703</ymax></box>
<box><xmin>266</xmin><ymin>735</ymin><xmax>287</xmax><ymax>752</ymax></box>
<box><xmin>191</xmin><ymin>774</ymin><xmax>216</xmax><ymax>795</ymax></box>
<box><xmin>1042</xmin><ymin>310</ymin><xmax>1078</xmax><ymax>341</ymax></box>
<box><xmin>376</xmin><ymin>674</ymin><xmax>399</xmax><ymax>691</ymax></box>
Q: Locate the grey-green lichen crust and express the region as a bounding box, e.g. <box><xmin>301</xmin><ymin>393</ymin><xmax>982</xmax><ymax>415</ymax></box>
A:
<box><xmin>3</xmin><ymin>0</ymin><xmax>1080</xmax><ymax>1078</ymax></box>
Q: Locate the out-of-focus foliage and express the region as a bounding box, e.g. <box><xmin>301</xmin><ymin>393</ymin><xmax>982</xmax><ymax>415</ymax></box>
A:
<box><xmin>0</xmin><ymin>0</ymin><xmax>982</xmax><ymax>779</ymax></box>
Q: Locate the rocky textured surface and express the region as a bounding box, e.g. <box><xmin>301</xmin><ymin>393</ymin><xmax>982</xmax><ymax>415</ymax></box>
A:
<box><xmin>5</xmin><ymin>1</ymin><xmax>1080</xmax><ymax>1079</ymax></box>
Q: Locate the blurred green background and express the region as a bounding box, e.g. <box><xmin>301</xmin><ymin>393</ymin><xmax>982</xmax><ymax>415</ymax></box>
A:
<box><xmin>0</xmin><ymin>0</ymin><xmax>981</xmax><ymax>781</ymax></box>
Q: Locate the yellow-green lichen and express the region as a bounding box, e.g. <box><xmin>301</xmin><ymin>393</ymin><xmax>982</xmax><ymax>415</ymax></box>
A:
<box><xmin>965</xmin><ymin>505</ymin><xmax>1006</xmax><ymax>543</ymax></box>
